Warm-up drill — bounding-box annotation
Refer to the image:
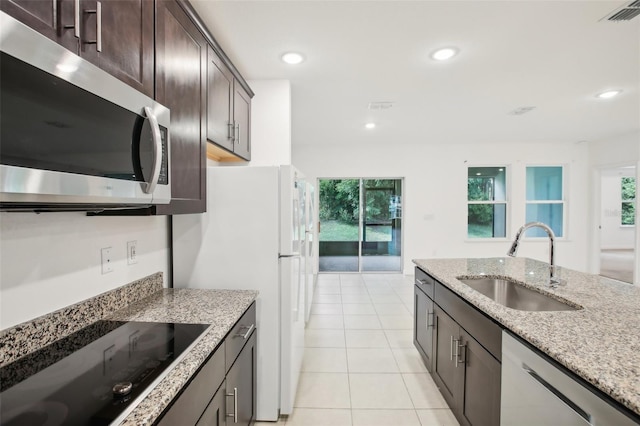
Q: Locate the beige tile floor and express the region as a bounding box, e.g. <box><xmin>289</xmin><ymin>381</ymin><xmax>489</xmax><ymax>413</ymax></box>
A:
<box><xmin>256</xmin><ymin>273</ymin><xmax>460</xmax><ymax>426</ymax></box>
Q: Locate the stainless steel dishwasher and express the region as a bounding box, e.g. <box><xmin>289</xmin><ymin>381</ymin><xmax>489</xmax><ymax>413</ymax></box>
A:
<box><xmin>501</xmin><ymin>331</ymin><xmax>638</xmax><ymax>426</ymax></box>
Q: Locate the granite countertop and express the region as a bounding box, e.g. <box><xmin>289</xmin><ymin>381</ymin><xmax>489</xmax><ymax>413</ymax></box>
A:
<box><xmin>0</xmin><ymin>274</ymin><xmax>257</xmax><ymax>426</ymax></box>
<box><xmin>109</xmin><ymin>288</ymin><xmax>258</xmax><ymax>426</ymax></box>
<box><xmin>413</xmin><ymin>257</ymin><xmax>640</xmax><ymax>417</ymax></box>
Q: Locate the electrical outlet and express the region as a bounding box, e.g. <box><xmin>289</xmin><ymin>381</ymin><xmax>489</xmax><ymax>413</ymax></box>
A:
<box><xmin>127</xmin><ymin>240</ymin><xmax>138</xmax><ymax>265</ymax></box>
<box><xmin>103</xmin><ymin>344</ymin><xmax>116</xmax><ymax>375</ymax></box>
<box><xmin>101</xmin><ymin>247</ymin><xmax>113</xmax><ymax>274</ymax></box>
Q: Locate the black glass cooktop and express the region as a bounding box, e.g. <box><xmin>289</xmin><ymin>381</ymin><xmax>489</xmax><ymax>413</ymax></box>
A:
<box><xmin>0</xmin><ymin>320</ymin><xmax>210</xmax><ymax>426</ymax></box>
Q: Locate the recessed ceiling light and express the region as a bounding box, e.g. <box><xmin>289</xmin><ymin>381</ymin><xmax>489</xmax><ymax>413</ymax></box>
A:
<box><xmin>596</xmin><ymin>90</ymin><xmax>622</xmax><ymax>99</ymax></box>
<box><xmin>281</xmin><ymin>52</ymin><xmax>305</xmax><ymax>65</ymax></box>
<box><xmin>365</xmin><ymin>122</ymin><xmax>376</xmax><ymax>129</ymax></box>
<box><xmin>431</xmin><ymin>47</ymin><xmax>459</xmax><ymax>61</ymax></box>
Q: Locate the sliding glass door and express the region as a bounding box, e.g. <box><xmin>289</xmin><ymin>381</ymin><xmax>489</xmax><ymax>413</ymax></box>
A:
<box><xmin>318</xmin><ymin>178</ymin><xmax>402</xmax><ymax>272</ymax></box>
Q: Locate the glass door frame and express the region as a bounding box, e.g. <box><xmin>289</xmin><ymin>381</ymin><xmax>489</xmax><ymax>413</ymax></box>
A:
<box><xmin>316</xmin><ymin>176</ymin><xmax>404</xmax><ymax>273</ymax></box>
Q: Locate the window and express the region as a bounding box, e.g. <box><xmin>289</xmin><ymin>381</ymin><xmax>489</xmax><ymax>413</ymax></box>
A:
<box><xmin>467</xmin><ymin>167</ymin><xmax>507</xmax><ymax>238</ymax></box>
<box><xmin>621</xmin><ymin>177</ymin><xmax>636</xmax><ymax>226</ymax></box>
<box><xmin>525</xmin><ymin>166</ymin><xmax>564</xmax><ymax>237</ymax></box>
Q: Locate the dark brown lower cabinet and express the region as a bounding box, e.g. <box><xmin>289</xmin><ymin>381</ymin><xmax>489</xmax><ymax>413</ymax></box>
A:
<box><xmin>414</xmin><ymin>285</ymin><xmax>434</xmax><ymax>371</ymax></box>
<box><xmin>225</xmin><ymin>331</ymin><xmax>257</xmax><ymax>426</ymax></box>
<box><xmin>432</xmin><ymin>305</ymin><xmax>501</xmax><ymax>426</ymax></box>
<box><xmin>459</xmin><ymin>328</ymin><xmax>501</xmax><ymax>426</ymax></box>
<box><xmin>432</xmin><ymin>305</ymin><xmax>460</xmax><ymax>407</ymax></box>
<box><xmin>158</xmin><ymin>302</ymin><xmax>257</xmax><ymax>426</ymax></box>
<box><xmin>196</xmin><ymin>383</ymin><xmax>225</xmax><ymax>426</ymax></box>
<box><xmin>416</xmin><ymin>267</ymin><xmax>501</xmax><ymax>426</ymax></box>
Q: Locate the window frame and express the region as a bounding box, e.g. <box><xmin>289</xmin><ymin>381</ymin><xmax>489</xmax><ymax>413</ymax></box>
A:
<box><xmin>621</xmin><ymin>176</ymin><xmax>636</xmax><ymax>227</ymax></box>
<box><xmin>466</xmin><ymin>165</ymin><xmax>509</xmax><ymax>240</ymax></box>
<box><xmin>524</xmin><ymin>164</ymin><xmax>566</xmax><ymax>239</ymax></box>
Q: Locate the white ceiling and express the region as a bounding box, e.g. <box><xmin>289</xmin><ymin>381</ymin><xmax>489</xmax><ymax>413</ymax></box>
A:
<box><xmin>191</xmin><ymin>0</ymin><xmax>640</xmax><ymax>147</ymax></box>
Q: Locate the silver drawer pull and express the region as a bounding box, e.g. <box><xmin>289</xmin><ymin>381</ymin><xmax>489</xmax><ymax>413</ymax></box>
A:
<box><xmin>522</xmin><ymin>363</ymin><xmax>592</xmax><ymax>423</ymax></box>
<box><xmin>236</xmin><ymin>323</ymin><xmax>255</xmax><ymax>339</ymax></box>
<box><xmin>426</xmin><ymin>311</ymin><xmax>434</xmax><ymax>328</ymax></box>
<box><xmin>416</xmin><ymin>279</ymin><xmax>426</xmax><ymax>286</ymax></box>
<box><xmin>226</xmin><ymin>387</ymin><xmax>238</xmax><ymax>423</ymax></box>
<box><xmin>450</xmin><ymin>336</ymin><xmax>454</xmax><ymax>361</ymax></box>
<box><xmin>455</xmin><ymin>341</ymin><xmax>466</xmax><ymax>368</ymax></box>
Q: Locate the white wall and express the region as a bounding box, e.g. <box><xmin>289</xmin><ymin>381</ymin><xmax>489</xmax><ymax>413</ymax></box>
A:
<box><xmin>293</xmin><ymin>141</ymin><xmax>590</xmax><ymax>274</ymax></box>
<box><xmin>0</xmin><ymin>213</ymin><xmax>169</xmax><ymax>329</ymax></box>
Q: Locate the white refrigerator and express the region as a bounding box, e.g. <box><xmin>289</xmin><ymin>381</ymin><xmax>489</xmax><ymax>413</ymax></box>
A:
<box><xmin>172</xmin><ymin>165</ymin><xmax>314</xmax><ymax>421</ymax></box>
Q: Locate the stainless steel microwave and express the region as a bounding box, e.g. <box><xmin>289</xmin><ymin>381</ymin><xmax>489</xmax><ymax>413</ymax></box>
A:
<box><xmin>0</xmin><ymin>12</ymin><xmax>170</xmax><ymax>211</ymax></box>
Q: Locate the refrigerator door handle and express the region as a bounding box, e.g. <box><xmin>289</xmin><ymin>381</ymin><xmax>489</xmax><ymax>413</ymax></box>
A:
<box><xmin>279</xmin><ymin>253</ymin><xmax>301</xmax><ymax>258</ymax></box>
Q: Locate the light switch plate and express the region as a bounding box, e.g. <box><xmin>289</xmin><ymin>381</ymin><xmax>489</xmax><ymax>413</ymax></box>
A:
<box><xmin>127</xmin><ymin>240</ymin><xmax>138</xmax><ymax>265</ymax></box>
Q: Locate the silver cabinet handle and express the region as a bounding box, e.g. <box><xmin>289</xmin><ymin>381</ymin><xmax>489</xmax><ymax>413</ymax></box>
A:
<box><xmin>236</xmin><ymin>323</ymin><xmax>255</xmax><ymax>339</ymax></box>
<box><xmin>142</xmin><ymin>106</ymin><xmax>163</xmax><ymax>194</ymax></box>
<box><xmin>426</xmin><ymin>311</ymin><xmax>434</xmax><ymax>328</ymax></box>
<box><xmin>455</xmin><ymin>341</ymin><xmax>466</xmax><ymax>368</ymax></box>
<box><xmin>522</xmin><ymin>364</ymin><xmax>592</xmax><ymax>423</ymax></box>
<box><xmin>226</xmin><ymin>387</ymin><xmax>238</xmax><ymax>423</ymax></box>
<box><xmin>416</xmin><ymin>279</ymin><xmax>426</xmax><ymax>286</ymax></box>
<box><xmin>450</xmin><ymin>336</ymin><xmax>454</xmax><ymax>361</ymax></box>
<box><xmin>452</xmin><ymin>337</ymin><xmax>459</xmax><ymax>365</ymax></box>
<box><xmin>96</xmin><ymin>1</ymin><xmax>102</xmax><ymax>52</ymax></box>
<box><xmin>74</xmin><ymin>0</ymin><xmax>80</xmax><ymax>37</ymax></box>
<box><xmin>235</xmin><ymin>124</ymin><xmax>240</xmax><ymax>145</ymax></box>
<box><xmin>228</xmin><ymin>122</ymin><xmax>234</xmax><ymax>141</ymax></box>
<box><xmin>84</xmin><ymin>1</ymin><xmax>102</xmax><ymax>51</ymax></box>
<box><xmin>64</xmin><ymin>0</ymin><xmax>81</xmax><ymax>38</ymax></box>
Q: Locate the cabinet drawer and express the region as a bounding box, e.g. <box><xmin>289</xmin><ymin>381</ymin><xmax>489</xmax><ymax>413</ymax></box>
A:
<box><xmin>435</xmin><ymin>281</ymin><xmax>502</xmax><ymax>361</ymax></box>
<box><xmin>226</xmin><ymin>302</ymin><xmax>257</xmax><ymax>372</ymax></box>
<box><xmin>158</xmin><ymin>340</ymin><xmax>225</xmax><ymax>426</ymax></box>
<box><xmin>415</xmin><ymin>267</ymin><xmax>435</xmax><ymax>299</ymax></box>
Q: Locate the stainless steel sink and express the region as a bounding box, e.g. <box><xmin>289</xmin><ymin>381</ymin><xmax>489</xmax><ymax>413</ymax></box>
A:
<box><xmin>457</xmin><ymin>277</ymin><xmax>579</xmax><ymax>311</ymax></box>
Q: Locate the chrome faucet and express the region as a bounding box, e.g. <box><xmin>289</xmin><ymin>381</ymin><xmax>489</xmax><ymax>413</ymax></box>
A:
<box><xmin>507</xmin><ymin>222</ymin><xmax>565</xmax><ymax>288</ymax></box>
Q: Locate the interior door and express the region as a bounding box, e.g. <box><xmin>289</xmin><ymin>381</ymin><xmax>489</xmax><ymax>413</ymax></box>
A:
<box><xmin>598</xmin><ymin>166</ymin><xmax>636</xmax><ymax>284</ymax></box>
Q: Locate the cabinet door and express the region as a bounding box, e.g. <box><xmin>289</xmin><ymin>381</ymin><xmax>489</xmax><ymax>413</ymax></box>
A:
<box><xmin>196</xmin><ymin>381</ymin><xmax>226</xmax><ymax>426</ymax></box>
<box><xmin>1</xmin><ymin>0</ymin><xmax>78</xmax><ymax>52</ymax></box>
<box><xmin>232</xmin><ymin>81</ymin><xmax>251</xmax><ymax>160</ymax></box>
<box><xmin>80</xmin><ymin>0</ymin><xmax>154</xmax><ymax>97</ymax></box>
<box><xmin>206</xmin><ymin>46</ymin><xmax>234</xmax><ymax>152</ymax></box>
<box><xmin>414</xmin><ymin>287</ymin><xmax>434</xmax><ymax>371</ymax></box>
<box><xmin>432</xmin><ymin>305</ymin><xmax>461</xmax><ymax>411</ymax></box>
<box><xmin>155</xmin><ymin>0</ymin><xmax>207</xmax><ymax>214</ymax></box>
<box><xmin>458</xmin><ymin>329</ymin><xmax>501</xmax><ymax>426</ymax></box>
<box><xmin>225</xmin><ymin>330</ymin><xmax>256</xmax><ymax>426</ymax></box>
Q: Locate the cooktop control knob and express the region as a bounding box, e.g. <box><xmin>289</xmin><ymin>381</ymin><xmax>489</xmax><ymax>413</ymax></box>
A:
<box><xmin>112</xmin><ymin>381</ymin><xmax>133</xmax><ymax>397</ymax></box>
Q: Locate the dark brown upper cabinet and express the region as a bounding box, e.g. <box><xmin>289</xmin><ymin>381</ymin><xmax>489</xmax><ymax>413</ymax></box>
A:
<box><xmin>206</xmin><ymin>47</ymin><xmax>253</xmax><ymax>162</ymax></box>
<box><xmin>2</xmin><ymin>0</ymin><xmax>154</xmax><ymax>98</ymax></box>
<box><xmin>154</xmin><ymin>0</ymin><xmax>207</xmax><ymax>215</ymax></box>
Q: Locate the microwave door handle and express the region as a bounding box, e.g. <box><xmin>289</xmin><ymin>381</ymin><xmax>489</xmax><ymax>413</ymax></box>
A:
<box><xmin>142</xmin><ymin>106</ymin><xmax>162</xmax><ymax>194</ymax></box>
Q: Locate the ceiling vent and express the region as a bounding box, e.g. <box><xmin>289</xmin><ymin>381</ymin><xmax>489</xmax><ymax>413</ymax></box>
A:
<box><xmin>602</xmin><ymin>0</ymin><xmax>640</xmax><ymax>21</ymax></box>
<box><xmin>368</xmin><ymin>102</ymin><xmax>395</xmax><ymax>110</ymax></box>
<box><xmin>509</xmin><ymin>106</ymin><xmax>536</xmax><ymax>116</ymax></box>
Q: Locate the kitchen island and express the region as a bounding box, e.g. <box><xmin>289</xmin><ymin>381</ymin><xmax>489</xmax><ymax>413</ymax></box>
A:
<box><xmin>0</xmin><ymin>272</ymin><xmax>258</xmax><ymax>425</ymax></box>
<box><xmin>413</xmin><ymin>257</ymin><xmax>640</xmax><ymax>422</ymax></box>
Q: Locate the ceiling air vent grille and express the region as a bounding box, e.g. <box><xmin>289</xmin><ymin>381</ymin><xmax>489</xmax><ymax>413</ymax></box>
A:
<box><xmin>605</xmin><ymin>1</ymin><xmax>640</xmax><ymax>21</ymax></box>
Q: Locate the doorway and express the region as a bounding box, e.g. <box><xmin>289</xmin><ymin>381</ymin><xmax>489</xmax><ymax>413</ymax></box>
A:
<box><xmin>598</xmin><ymin>166</ymin><xmax>636</xmax><ymax>283</ymax></box>
<box><xmin>318</xmin><ymin>178</ymin><xmax>403</xmax><ymax>272</ymax></box>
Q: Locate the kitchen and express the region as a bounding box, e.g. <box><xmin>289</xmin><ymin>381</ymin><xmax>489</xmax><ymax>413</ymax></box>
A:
<box><xmin>1</xmin><ymin>0</ymin><xmax>639</xmax><ymax>425</ymax></box>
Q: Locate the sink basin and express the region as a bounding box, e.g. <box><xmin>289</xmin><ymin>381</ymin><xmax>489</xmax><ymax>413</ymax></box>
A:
<box><xmin>457</xmin><ymin>277</ymin><xmax>579</xmax><ymax>311</ymax></box>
